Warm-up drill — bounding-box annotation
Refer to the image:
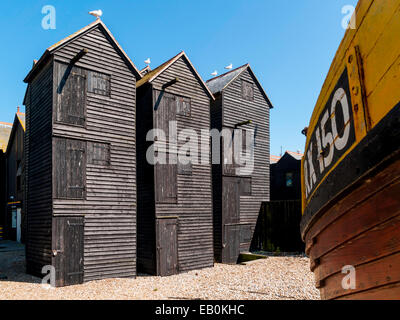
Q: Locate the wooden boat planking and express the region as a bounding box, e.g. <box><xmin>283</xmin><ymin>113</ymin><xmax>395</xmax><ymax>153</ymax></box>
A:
<box><xmin>301</xmin><ymin>0</ymin><xmax>400</xmax><ymax>300</ymax></box>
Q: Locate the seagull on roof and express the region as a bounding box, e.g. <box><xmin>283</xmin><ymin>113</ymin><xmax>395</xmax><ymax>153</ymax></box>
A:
<box><xmin>211</xmin><ymin>70</ymin><xmax>218</xmax><ymax>76</ymax></box>
<box><xmin>225</xmin><ymin>63</ymin><xmax>233</xmax><ymax>70</ymax></box>
<box><xmin>89</xmin><ymin>10</ymin><xmax>103</xmax><ymax>19</ymax></box>
<box><xmin>144</xmin><ymin>58</ymin><xmax>151</xmax><ymax>65</ymax></box>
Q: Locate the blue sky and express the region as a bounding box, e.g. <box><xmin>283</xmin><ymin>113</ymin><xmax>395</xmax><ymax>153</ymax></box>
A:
<box><xmin>0</xmin><ymin>0</ymin><xmax>357</xmax><ymax>156</ymax></box>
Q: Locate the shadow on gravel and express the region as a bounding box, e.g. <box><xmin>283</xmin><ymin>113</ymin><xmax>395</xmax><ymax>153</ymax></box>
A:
<box><xmin>0</xmin><ymin>240</ymin><xmax>41</xmax><ymax>284</ymax></box>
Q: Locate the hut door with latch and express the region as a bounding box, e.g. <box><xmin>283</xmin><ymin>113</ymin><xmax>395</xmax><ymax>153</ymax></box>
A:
<box><xmin>56</xmin><ymin>64</ymin><xmax>86</xmax><ymax>127</ymax></box>
<box><xmin>156</xmin><ymin>218</ymin><xmax>178</xmax><ymax>276</ymax></box>
<box><xmin>222</xmin><ymin>176</ymin><xmax>241</xmax><ymax>263</ymax></box>
<box><xmin>53</xmin><ymin>217</ymin><xmax>84</xmax><ymax>287</ymax></box>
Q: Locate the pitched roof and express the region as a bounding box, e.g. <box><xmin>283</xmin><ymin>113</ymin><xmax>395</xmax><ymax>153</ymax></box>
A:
<box><xmin>0</xmin><ymin>122</ymin><xmax>12</xmax><ymax>153</ymax></box>
<box><xmin>24</xmin><ymin>19</ymin><xmax>141</xmax><ymax>83</ymax></box>
<box><xmin>206</xmin><ymin>64</ymin><xmax>249</xmax><ymax>94</ymax></box>
<box><xmin>5</xmin><ymin>112</ymin><xmax>26</xmax><ymax>155</ymax></box>
<box><xmin>140</xmin><ymin>65</ymin><xmax>151</xmax><ymax>76</ymax></box>
<box><xmin>270</xmin><ymin>155</ymin><xmax>281</xmax><ymax>164</ymax></box>
<box><xmin>206</xmin><ymin>64</ymin><xmax>273</xmax><ymax>108</ymax></box>
<box><xmin>16</xmin><ymin>112</ymin><xmax>25</xmax><ymax>132</ymax></box>
<box><xmin>137</xmin><ymin>51</ymin><xmax>215</xmax><ymax>100</ymax></box>
<box><xmin>286</xmin><ymin>151</ymin><xmax>303</xmax><ymax>161</ymax></box>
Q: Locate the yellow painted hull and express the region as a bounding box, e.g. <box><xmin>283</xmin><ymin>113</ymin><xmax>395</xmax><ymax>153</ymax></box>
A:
<box><xmin>301</xmin><ymin>0</ymin><xmax>400</xmax><ymax>299</ymax></box>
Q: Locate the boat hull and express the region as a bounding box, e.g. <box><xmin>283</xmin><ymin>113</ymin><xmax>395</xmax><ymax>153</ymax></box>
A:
<box><xmin>304</xmin><ymin>150</ymin><xmax>400</xmax><ymax>299</ymax></box>
<box><xmin>301</xmin><ymin>0</ymin><xmax>400</xmax><ymax>300</ymax></box>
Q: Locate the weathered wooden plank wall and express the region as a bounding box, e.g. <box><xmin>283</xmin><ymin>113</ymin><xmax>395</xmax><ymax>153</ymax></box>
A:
<box><xmin>136</xmin><ymin>84</ymin><xmax>156</xmax><ymax>274</ymax></box>
<box><xmin>251</xmin><ymin>200</ymin><xmax>305</xmax><ymax>253</ymax></box>
<box><xmin>210</xmin><ymin>93</ymin><xmax>223</xmax><ymax>261</ymax></box>
<box><xmin>222</xmin><ymin>69</ymin><xmax>270</xmax><ymax>252</ymax></box>
<box><xmin>209</xmin><ymin>65</ymin><xmax>271</xmax><ymax>262</ymax></box>
<box><xmin>51</xmin><ymin>25</ymin><xmax>137</xmax><ymax>281</ymax></box>
<box><xmin>150</xmin><ymin>56</ymin><xmax>214</xmax><ymax>273</ymax></box>
<box><xmin>25</xmin><ymin>22</ymin><xmax>138</xmax><ymax>285</ymax></box>
<box><xmin>137</xmin><ymin>55</ymin><xmax>214</xmax><ymax>274</ymax></box>
<box><xmin>25</xmin><ymin>61</ymin><xmax>54</xmax><ymax>276</ymax></box>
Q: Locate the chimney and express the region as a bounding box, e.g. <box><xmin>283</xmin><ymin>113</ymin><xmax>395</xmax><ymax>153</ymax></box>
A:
<box><xmin>17</xmin><ymin>106</ymin><xmax>20</xmax><ymax>113</ymax></box>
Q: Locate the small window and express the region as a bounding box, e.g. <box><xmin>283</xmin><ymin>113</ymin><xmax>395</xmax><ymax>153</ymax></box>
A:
<box><xmin>88</xmin><ymin>142</ymin><xmax>110</xmax><ymax>166</ymax></box>
<box><xmin>242</xmin><ymin>80</ymin><xmax>254</xmax><ymax>101</ymax></box>
<box><xmin>88</xmin><ymin>71</ymin><xmax>111</xmax><ymax>96</ymax></box>
<box><xmin>286</xmin><ymin>172</ymin><xmax>294</xmax><ymax>187</ymax></box>
<box><xmin>176</xmin><ymin>97</ymin><xmax>191</xmax><ymax>117</ymax></box>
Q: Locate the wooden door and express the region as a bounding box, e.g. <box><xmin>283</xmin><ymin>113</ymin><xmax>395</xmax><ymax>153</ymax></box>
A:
<box><xmin>53</xmin><ymin>217</ymin><xmax>84</xmax><ymax>287</ymax></box>
<box><xmin>154</xmin><ymin>90</ymin><xmax>176</xmax><ymax>141</ymax></box>
<box><xmin>222</xmin><ymin>177</ymin><xmax>241</xmax><ymax>263</ymax></box>
<box><xmin>223</xmin><ymin>224</ymin><xmax>240</xmax><ymax>263</ymax></box>
<box><xmin>56</xmin><ymin>65</ymin><xmax>86</xmax><ymax>127</ymax></box>
<box><xmin>54</xmin><ymin>138</ymin><xmax>86</xmax><ymax>199</ymax></box>
<box><xmin>156</xmin><ymin>218</ymin><xmax>178</xmax><ymax>276</ymax></box>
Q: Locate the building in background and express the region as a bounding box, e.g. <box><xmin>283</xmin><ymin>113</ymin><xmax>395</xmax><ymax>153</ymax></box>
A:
<box><xmin>4</xmin><ymin>108</ymin><xmax>25</xmax><ymax>243</ymax></box>
<box><xmin>251</xmin><ymin>151</ymin><xmax>304</xmax><ymax>253</ymax></box>
<box><xmin>207</xmin><ymin>64</ymin><xmax>272</xmax><ymax>263</ymax></box>
<box><xmin>270</xmin><ymin>151</ymin><xmax>303</xmax><ymax>201</ymax></box>
<box><xmin>0</xmin><ymin>121</ymin><xmax>12</xmax><ymax>240</ymax></box>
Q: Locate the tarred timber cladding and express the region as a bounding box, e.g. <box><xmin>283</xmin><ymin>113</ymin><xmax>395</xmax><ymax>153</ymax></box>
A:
<box><xmin>25</xmin><ymin>62</ymin><xmax>54</xmax><ymax>276</ymax></box>
<box><xmin>136</xmin><ymin>84</ymin><xmax>156</xmax><ymax>274</ymax></box>
<box><xmin>137</xmin><ymin>56</ymin><xmax>214</xmax><ymax>274</ymax></box>
<box><xmin>210</xmin><ymin>66</ymin><xmax>270</xmax><ymax>258</ymax></box>
<box><xmin>51</xmin><ymin>25</ymin><xmax>137</xmax><ymax>281</ymax></box>
<box><xmin>223</xmin><ymin>68</ymin><xmax>270</xmax><ymax>240</ymax></box>
<box><xmin>151</xmin><ymin>57</ymin><xmax>213</xmax><ymax>272</ymax></box>
<box><xmin>210</xmin><ymin>93</ymin><xmax>223</xmax><ymax>261</ymax></box>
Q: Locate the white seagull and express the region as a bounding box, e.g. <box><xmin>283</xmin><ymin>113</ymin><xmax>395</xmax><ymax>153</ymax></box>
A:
<box><xmin>225</xmin><ymin>63</ymin><xmax>233</xmax><ymax>70</ymax></box>
<box><xmin>211</xmin><ymin>70</ymin><xmax>218</xmax><ymax>76</ymax></box>
<box><xmin>144</xmin><ymin>58</ymin><xmax>151</xmax><ymax>65</ymax></box>
<box><xmin>89</xmin><ymin>10</ymin><xmax>103</xmax><ymax>19</ymax></box>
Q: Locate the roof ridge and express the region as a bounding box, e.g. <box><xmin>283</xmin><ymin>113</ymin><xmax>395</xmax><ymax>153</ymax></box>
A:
<box><xmin>137</xmin><ymin>51</ymin><xmax>214</xmax><ymax>100</ymax></box>
<box><xmin>25</xmin><ymin>20</ymin><xmax>141</xmax><ymax>83</ymax></box>
<box><xmin>137</xmin><ymin>51</ymin><xmax>184</xmax><ymax>88</ymax></box>
<box><xmin>206</xmin><ymin>63</ymin><xmax>249</xmax><ymax>83</ymax></box>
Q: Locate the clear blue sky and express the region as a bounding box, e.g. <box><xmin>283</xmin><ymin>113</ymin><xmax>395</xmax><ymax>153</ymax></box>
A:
<box><xmin>0</xmin><ymin>0</ymin><xmax>357</xmax><ymax>156</ymax></box>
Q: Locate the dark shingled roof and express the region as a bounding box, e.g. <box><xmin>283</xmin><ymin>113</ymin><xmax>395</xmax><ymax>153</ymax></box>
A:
<box><xmin>206</xmin><ymin>64</ymin><xmax>249</xmax><ymax>94</ymax></box>
<box><xmin>206</xmin><ymin>64</ymin><xmax>274</xmax><ymax>108</ymax></box>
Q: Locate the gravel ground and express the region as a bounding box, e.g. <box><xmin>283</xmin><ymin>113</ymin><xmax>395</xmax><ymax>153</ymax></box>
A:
<box><xmin>0</xmin><ymin>249</ymin><xmax>320</xmax><ymax>300</ymax></box>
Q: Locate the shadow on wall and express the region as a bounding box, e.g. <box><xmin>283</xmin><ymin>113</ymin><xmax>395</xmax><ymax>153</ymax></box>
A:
<box><xmin>250</xmin><ymin>201</ymin><xmax>305</xmax><ymax>254</ymax></box>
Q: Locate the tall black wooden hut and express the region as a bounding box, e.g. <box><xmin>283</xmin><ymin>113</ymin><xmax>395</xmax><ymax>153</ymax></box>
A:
<box><xmin>270</xmin><ymin>151</ymin><xmax>303</xmax><ymax>201</ymax></box>
<box><xmin>207</xmin><ymin>64</ymin><xmax>272</xmax><ymax>263</ymax></box>
<box><xmin>4</xmin><ymin>109</ymin><xmax>25</xmax><ymax>242</ymax></box>
<box><xmin>23</xmin><ymin>19</ymin><xmax>141</xmax><ymax>287</ymax></box>
<box><xmin>136</xmin><ymin>51</ymin><xmax>215</xmax><ymax>276</ymax></box>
